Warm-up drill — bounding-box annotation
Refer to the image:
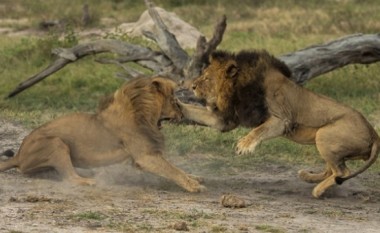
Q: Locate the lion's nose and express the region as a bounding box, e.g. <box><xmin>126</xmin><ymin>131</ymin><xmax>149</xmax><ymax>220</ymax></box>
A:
<box><xmin>192</xmin><ymin>83</ymin><xmax>197</xmax><ymax>90</ymax></box>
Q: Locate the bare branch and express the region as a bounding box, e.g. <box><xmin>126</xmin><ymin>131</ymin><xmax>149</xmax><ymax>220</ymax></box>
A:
<box><xmin>7</xmin><ymin>39</ymin><xmax>172</xmax><ymax>98</ymax></box>
<box><xmin>183</xmin><ymin>15</ymin><xmax>227</xmax><ymax>80</ymax></box>
<box><xmin>7</xmin><ymin>58</ymin><xmax>69</xmax><ymax>98</ymax></box>
<box><xmin>95</xmin><ymin>59</ymin><xmax>144</xmax><ymax>78</ymax></box>
<box><xmin>204</xmin><ymin>15</ymin><xmax>227</xmax><ymax>54</ymax></box>
<box><xmin>144</xmin><ymin>0</ymin><xmax>189</xmax><ymax>70</ymax></box>
<box><xmin>96</xmin><ymin>53</ymin><xmax>155</xmax><ymax>63</ymax></box>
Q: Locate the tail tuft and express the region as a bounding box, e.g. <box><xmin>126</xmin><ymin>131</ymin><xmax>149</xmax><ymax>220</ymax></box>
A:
<box><xmin>1</xmin><ymin>149</ymin><xmax>15</xmax><ymax>158</ymax></box>
<box><xmin>335</xmin><ymin>176</ymin><xmax>345</xmax><ymax>185</ymax></box>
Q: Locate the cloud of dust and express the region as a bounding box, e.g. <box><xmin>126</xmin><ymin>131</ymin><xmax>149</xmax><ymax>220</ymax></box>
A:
<box><xmin>87</xmin><ymin>160</ymin><xmax>178</xmax><ymax>191</ymax></box>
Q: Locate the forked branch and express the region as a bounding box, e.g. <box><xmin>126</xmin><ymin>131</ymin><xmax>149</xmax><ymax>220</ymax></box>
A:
<box><xmin>183</xmin><ymin>15</ymin><xmax>227</xmax><ymax>80</ymax></box>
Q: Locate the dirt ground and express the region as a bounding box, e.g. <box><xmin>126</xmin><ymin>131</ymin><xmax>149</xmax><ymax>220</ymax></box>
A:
<box><xmin>1</xmin><ymin>119</ymin><xmax>380</xmax><ymax>233</ymax></box>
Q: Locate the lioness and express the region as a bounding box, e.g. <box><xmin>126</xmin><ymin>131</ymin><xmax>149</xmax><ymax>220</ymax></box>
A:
<box><xmin>180</xmin><ymin>50</ymin><xmax>379</xmax><ymax>198</ymax></box>
<box><xmin>0</xmin><ymin>76</ymin><xmax>205</xmax><ymax>193</ymax></box>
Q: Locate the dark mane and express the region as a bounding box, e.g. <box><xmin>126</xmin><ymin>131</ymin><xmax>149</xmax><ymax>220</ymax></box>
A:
<box><xmin>234</xmin><ymin>50</ymin><xmax>292</xmax><ymax>127</ymax></box>
<box><xmin>234</xmin><ymin>81</ymin><xmax>269</xmax><ymax>128</ymax></box>
<box><xmin>235</xmin><ymin>50</ymin><xmax>292</xmax><ymax>78</ymax></box>
<box><xmin>211</xmin><ymin>50</ymin><xmax>292</xmax><ymax>79</ymax></box>
<box><xmin>210</xmin><ymin>49</ymin><xmax>293</xmax><ymax>128</ymax></box>
<box><xmin>210</xmin><ymin>50</ymin><xmax>234</xmax><ymax>63</ymax></box>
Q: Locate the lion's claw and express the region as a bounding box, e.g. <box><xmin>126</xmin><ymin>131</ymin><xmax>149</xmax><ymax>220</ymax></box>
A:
<box><xmin>187</xmin><ymin>182</ymin><xmax>207</xmax><ymax>193</ymax></box>
<box><xmin>235</xmin><ymin>136</ymin><xmax>258</xmax><ymax>155</ymax></box>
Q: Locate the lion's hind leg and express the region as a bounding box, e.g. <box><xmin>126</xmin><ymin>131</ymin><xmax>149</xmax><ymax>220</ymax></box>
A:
<box><xmin>312</xmin><ymin>163</ymin><xmax>350</xmax><ymax>198</ymax></box>
<box><xmin>19</xmin><ymin>137</ymin><xmax>95</xmax><ymax>186</ymax></box>
<box><xmin>312</xmin><ymin>122</ymin><xmax>363</xmax><ymax>198</ymax></box>
<box><xmin>134</xmin><ymin>154</ymin><xmax>206</xmax><ymax>193</ymax></box>
<box><xmin>312</xmin><ymin>144</ymin><xmax>351</xmax><ymax>198</ymax></box>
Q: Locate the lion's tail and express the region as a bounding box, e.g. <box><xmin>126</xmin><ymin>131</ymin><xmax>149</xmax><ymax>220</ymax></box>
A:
<box><xmin>335</xmin><ymin>138</ymin><xmax>379</xmax><ymax>185</ymax></box>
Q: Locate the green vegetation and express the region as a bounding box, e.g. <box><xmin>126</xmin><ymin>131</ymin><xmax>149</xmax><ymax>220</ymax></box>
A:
<box><xmin>210</xmin><ymin>225</ymin><xmax>228</xmax><ymax>232</ymax></box>
<box><xmin>255</xmin><ymin>224</ymin><xmax>286</xmax><ymax>233</ymax></box>
<box><xmin>71</xmin><ymin>211</ymin><xmax>106</xmax><ymax>221</ymax></box>
<box><xmin>1</xmin><ymin>0</ymin><xmax>379</xmax><ymax>174</ymax></box>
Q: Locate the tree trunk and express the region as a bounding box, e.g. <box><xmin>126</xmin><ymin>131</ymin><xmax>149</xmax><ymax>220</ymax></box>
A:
<box><xmin>280</xmin><ymin>33</ymin><xmax>380</xmax><ymax>84</ymax></box>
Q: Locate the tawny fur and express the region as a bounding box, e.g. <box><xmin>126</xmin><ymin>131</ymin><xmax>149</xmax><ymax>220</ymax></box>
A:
<box><xmin>1</xmin><ymin>76</ymin><xmax>205</xmax><ymax>193</ymax></box>
<box><xmin>181</xmin><ymin>50</ymin><xmax>379</xmax><ymax>198</ymax></box>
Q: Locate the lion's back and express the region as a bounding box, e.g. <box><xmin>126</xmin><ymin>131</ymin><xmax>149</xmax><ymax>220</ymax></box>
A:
<box><xmin>23</xmin><ymin>113</ymin><xmax>123</xmax><ymax>155</ymax></box>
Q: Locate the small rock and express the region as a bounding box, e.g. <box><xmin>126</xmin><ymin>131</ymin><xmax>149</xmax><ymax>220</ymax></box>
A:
<box><xmin>87</xmin><ymin>222</ymin><xmax>102</xmax><ymax>229</ymax></box>
<box><xmin>9</xmin><ymin>196</ymin><xmax>18</xmax><ymax>202</ymax></box>
<box><xmin>171</xmin><ymin>221</ymin><xmax>189</xmax><ymax>231</ymax></box>
<box><xmin>238</xmin><ymin>224</ymin><xmax>249</xmax><ymax>232</ymax></box>
<box><xmin>220</xmin><ymin>194</ymin><xmax>247</xmax><ymax>208</ymax></box>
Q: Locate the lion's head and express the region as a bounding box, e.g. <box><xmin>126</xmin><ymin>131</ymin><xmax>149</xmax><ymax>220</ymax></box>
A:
<box><xmin>98</xmin><ymin>76</ymin><xmax>182</xmax><ymax>152</ymax></box>
<box><xmin>99</xmin><ymin>76</ymin><xmax>182</xmax><ymax>128</ymax></box>
<box><xmin>192</xmin><ymin>51</ymin><xmax>237</xmax><ymax>113</ymax></box>
<box><xmin>151</xmin><ymin>76</ymin><xmax>183</xmax><ymax>125</ymax></box>
<box><xmin>192</xmin><ymin>50</ymin><xmax>291</xmax><ymax>127</ymax></box>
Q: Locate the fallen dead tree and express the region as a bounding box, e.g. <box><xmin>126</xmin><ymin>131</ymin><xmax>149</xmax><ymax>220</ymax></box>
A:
<box><xmin>6</xmin><ymin>0</ymin><xmax>380</xmax><ymax>99</ymax></box>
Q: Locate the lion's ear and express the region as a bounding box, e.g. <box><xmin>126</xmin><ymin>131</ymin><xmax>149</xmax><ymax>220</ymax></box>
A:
<box><xmin>152</xmin><ymin>80</ymin><xmax>162</xmax><ymax>92</ymax></box>
<box><xmin>226</xmin><ymin>61</ymin><xmax>238</xmax><ymax>79</ymax></box>
<box><xmin>152</xmin><ymin>79</ymin><xmax>168</xmax><ymax>95</ymax></box>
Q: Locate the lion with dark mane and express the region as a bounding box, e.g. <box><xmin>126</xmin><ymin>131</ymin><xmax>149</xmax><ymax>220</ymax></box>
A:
<box><xmin>1</xmin><ymin>76</ymin><xmax>205</xmax><ymax>193</ymax></box>
<box><xmin>180</xmin><ymin>50</ymin><xmax>379</xmax><ymax>198</ymax></box>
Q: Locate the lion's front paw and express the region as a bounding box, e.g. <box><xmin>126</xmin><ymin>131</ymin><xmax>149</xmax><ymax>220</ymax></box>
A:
<box><xmin>185</xmin><ymin>177</ymin><xmax>207</xmax><ymax>193</ymax></box>
<box><xmin>188</xmin><ymin>183</ymin><xmax>207</xmax><ymax>193</ymax></box>
<box><xmin>196</xmin><ymin>184</ymin><xmax>207</xmax><ymax>193</ymax></box>
<box><xmin>188</xmin><ymin>174</ymin><xmax>205</xmax><ymax>184</ymax></box>
<box><xmin>236</xmin><ymin>136</ymin><xmax>258</xmax><ymax>155</ymax></box>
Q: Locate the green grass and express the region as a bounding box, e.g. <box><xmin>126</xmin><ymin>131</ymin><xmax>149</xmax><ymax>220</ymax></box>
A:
<box><xmin>255</xmin><ymin>224</ymin><xmax>286</xmax><ymax>233</ymax></box>
<box><xmin>71</xmin><ymin>211</ymin><xmax>106</xmax><ymax>221</ymax></box>
<box><xmin>1</xmin><ymin>0</ymin><xmax>379</xmax><ymax>173</ymax></box>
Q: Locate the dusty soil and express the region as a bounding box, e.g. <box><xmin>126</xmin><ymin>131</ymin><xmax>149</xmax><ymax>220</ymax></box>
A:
<box><xmin>1</xmin><ymin>119</ymin><xmax>380</xmax><ymax>233</ymax></box>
